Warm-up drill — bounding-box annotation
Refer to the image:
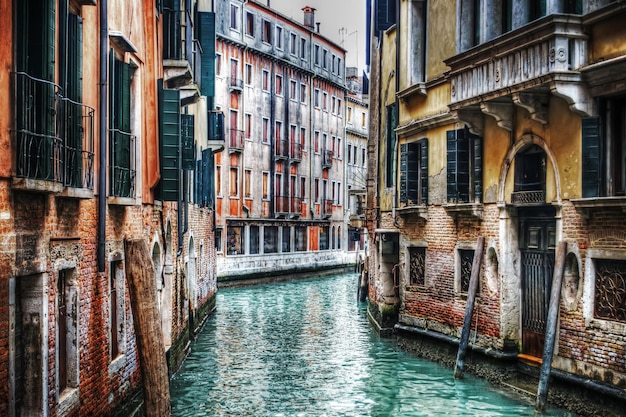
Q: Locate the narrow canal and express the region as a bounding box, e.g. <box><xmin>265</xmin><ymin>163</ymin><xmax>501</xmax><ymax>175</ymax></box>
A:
<box><xmin>170</xmin><ymin>273</ymin><xmax>572</xmax><ymax>416</ymax></box>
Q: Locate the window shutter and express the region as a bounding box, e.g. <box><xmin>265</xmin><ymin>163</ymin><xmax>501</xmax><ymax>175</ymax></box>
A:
<box><xmin>159</xmin><ymin>81</ymin><xmax>181</xmax><ymax>201</ymax></box>
<box><xmin>67</xmin><ymin>14</ymin><xmax>83</xmax><ymax>102</ymax></box>
<box><xmin>399</xmin><ymin>143</ymin><xmax>408</xmax><ymax>204</ymax></box>
<box><xmin>205</xmin><ymin>149</ymin><xmax>215</xmax><ymax>209</ymax></box>
<box><xmin>45</xmin><ymin>0</ymin><xmax>56</xmax><ymax>81</ymax></box>
<box><xmin>181</xmin><ymin>114</ymin><xmax>195</xmax><ymax>170</ymax></box>
<box><xmin>406</xmin><ymin>143</ymin><xmax>419</xmax><ymax>205</ymax></box>
<box><xmin>582</xmin><ymin>117</ymin><xmax>601</xmax><ymax>198</ymax></box>
<box><xmin>198</xmin><ymin>12</ymin><xmax>216</xmax><ymax>98</ymax></box>
<box><xmin>420</xmin><ymin>138</ymin><xmax>428</xmax><ymax>205</ymax></box>
<box><xmin>457</xmin><ymin>129</ymin><xmax>470</xmax><ymax>203</ymax></box>
<box><xmin>208</xmin><ymin>111</ymin><xmax>224</xmax><ymax>141</ymax></box>
<box><xmin>473</xmin><ymin>134</ymin><xmax>482</xmax><ymax>203</ymax></box>
<box><xmin>447</xmin><ymin>129</ymin><xmax>457</xmax><ymax>203</ymax></box>
<box><xmin>375</xmin><ymin>0</ymin><xmax>395</xmax><ymax>32</ymax></box>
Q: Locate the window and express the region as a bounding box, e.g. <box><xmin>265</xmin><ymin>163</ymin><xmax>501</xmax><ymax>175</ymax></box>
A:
<box><xmin>216</xmin><ymin>164</ymin><xmax>222</xmax><ymax>196</ymax></box>
<box><xmin>582</xmin><ymin>96</ymin><xmax>626</xmax><ymax>197</ymax></box>
<box><xmin>275</xmin><ymin>26</ymin><xmax>283</xmax><ymax>49</ymax></box>
<box><xmin>282</xmin><ymin>227</ymin><xmax>291</xmax><ymax>252</ymax></box>
<box><xmin>337</xmin><ymin>99</ymin><xmax>342</xmax><ymax>116</ymax></box>
<box><xmin>244</xmin><ymin>169</ymin><xmax>252</xmax><ymax>198</ymax></box>
<box><xmin>314</xmin><ymin>131</ymin><xmax>320</xmax><ymax>153</ymax></box>
<box><xmin>275</xmin><ymin>121</ymin><xmax>283</xmax><ymax>145</ymax></box>
<box><xmin>110</xmin><ymin>260</ymin><xmax>125</xmax><ymax>359</ymax></box>
<box><xmin>296</xmin><ymin>226</ymin><xmax>308</xmax><ymax>251</ymax></box>
<box><xmin>245</xmin><ymin>63</ymin><xmax>252</xmax><ymax>85</ymax></box>
<box><xmin>275</xmin><ymin>74</ymin><xmax>283</xmax><ymax>95</ymax></box>
<box><xmin>320</xmin><ymin>226</ymin><xmax>329</xmax><ymax>250</ymax></box>
<box><xmin>347</xmin><ymin>144</ymin><xmax>352</xmax><ymax>165</ymax></box>
<box><xmin>347</xmin><ymin>106</ymin><xmax>353</xmax><ymax>122</ymax></box>
<box><xmin>409</xmin><ymin>247</ymin><xmax>426</xmax><ymax>286</ymax></box>
<box><xmin>245</xmin><ymin>11</ymin><xmax>254</xmax><ymax>36</ymax></box>
<box><xmin>458</xmin><ymin>249</ymin><xmax>475</xmax><ymax>293</ymax></box>
<box><xmin>361</xmin><ymin>112</ymin><xmax>366</xmax><ymax>128</ymax></box>
<box><xmin>290</xmin><ymin>80</ymin><xmax>297</xmax><ymax>100</ymax></box>
<box><xmin>57</xmin><ymin>269</ymin><xmax>79</xmax><ymax>395</ymax></box>
<box><xmin>385</xmin><ymin>103</ymin><xmax>397</xmax><ymax>188</ymax></box>
<box><xmin>331</xmin><ymin>96</ymin><xmax>336</xmax><ymax>114</ymax></box>
<box><xmin>290</xmin><ymin>32</ymin><xmax>297</xmax><ymax>55</ymax></box>
<box><xmin>230</xmin><ymin>4</ymin><xmax>240</xmax><ymax>31</ymax></box>
<box><xmin>446</xmin><ymin>127</ymin><xmax>482</xmax><ymax>204</ymax></box>
<box><xmin>262</xmin><ymin>117</ymin><xmax>269</xmax><ymax>143</ymax></box>
<box><xmin>262</xmin><ymin>69</ymin><xmax>269</xmax><ymax>91</ymax></box>
<box><xmin>215</xmin><ymin>229</ymin><xmax>222</xmax><ymax>252</ymax></box>
<box><xmin>300</xmin><ymin>38</ymin><xmax>307</xmax><ymax>59</ymax></box>
<box><xmin>262</xmin><ymin>171</ymin><xmax>269</xmax><ymax>199</ymax></box>
<box><xmin>109</xmin><ymin>54</ymin><xmax>136</xmax><ymax>198</ymax></box>
<box><xmin>323</xmin><ymin>92</ymin><xmax>328</xmax><ymax>110</ymax></box>
<box><xmin>314</xmin><ymin>44</ymin><xmax>320</xmax><ymax>65</ymax></box>
<box><xmin>227</xmin><ymin>226</ymin><xmax>244</xmax><ymax>255</ymax></box>
<box><xmin>300</xmin><ymin>83</ymin><xmax>307</xmax><ymax>103</ymax></box>
<box><xmin>300</xmin><ymin>127</ymin><xmax>306</xmax><ymax>151</ymax></box>
<box><xmin>362</xmin><ymin>148</ymin><xmax>366</xmax><ymax>167</ymax></box>
<box><xmin>513</xmin><ymin>145</ymin><xmax>546</xmax><ymax>204</ymax></box>
<box><xmin>314</xmin><ymin>89</ymin><xmax>320</xmax><ymax>107</ymax></box>
<box><xmin>337</xmin><ymin>138</ymin><xmax>342</xmax><ymax>159</ymax></box>
<box><xmin>315</xmin><ymin>178</ymin><xmax>320</xmax><ymax>202</ymax></box>
<box><xmin>229</xmin><ymin>167</ymin><xmax>239</xmax><ymax>197</ymax></box>
<box><xmin>263</xmin><ymin>20</ymin><xmax>272</xmax><ymax>44</ymax></box>
<box><xmin>300</xmin><ymin>176</ymin><xmax>306</xmax><ymax>199</ymax></box>
<box><xmin>332</xmin><ymin>54</ymin><xmax>336</xmax><ymax>73</ymax></box>
<box><xmin>323</xmin><ymin>49</ymin><xmax>328</xmax><ymax>69</ymax></box>
<box><xmin>264</xmin><ymin>226</ymin><xmax>279</xmax><ymax>253</ymax></box>
<box><xmin>250</xmin><ymin>226</ymin><xmax>260</xmax><ymax>254</ymax></box>
<box><xmin>245</xmin><ymin>113</ymin><xmax>252</xmax><ymax>139</ymax></box>
<box><xmin>337</xmin><ymin>58</ymin><xmax>342</xmax><ymax>76</ymax></box>
<box><xmin>400</xmin><ymin>139</ymin><xmax>429</xmax><ymax>206</ymax></box>
<box><xmin>593</xmin><ymin>259</ymin><xmax>626</xmax><ymax>323</ymax></box>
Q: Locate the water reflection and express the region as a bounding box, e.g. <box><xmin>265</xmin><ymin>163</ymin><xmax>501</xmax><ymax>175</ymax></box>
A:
<box><xmin>170</xmin><ymin>273</ymin><xmax>572</xmax><ymax>416</ymax></box>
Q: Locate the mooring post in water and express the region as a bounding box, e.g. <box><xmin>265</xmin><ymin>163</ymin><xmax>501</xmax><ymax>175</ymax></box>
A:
<box><xmin>536</xmin><ymin>240</ymin><xmax>567</xmax><ymax>413</ymax></box>
<box><xmin>454</xmin><ymin>236</ymin><xmax>484</xmax><ymax>379</ymax></box>
<box><xmin>125</xmin><ymin>239</ymin><xmax>171</xmax><ymax>417</ymax></box>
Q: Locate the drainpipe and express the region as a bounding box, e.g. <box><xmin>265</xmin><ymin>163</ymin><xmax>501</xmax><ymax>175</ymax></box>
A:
<box><xmin>98</xmin><ymin>0</ymin><xmax>108</xmax><ymax>272</ymax></box>
<box><xmin>392</xmin><ymin>0</ymin><xmax>400</xmax><ymax>228</ymax></box>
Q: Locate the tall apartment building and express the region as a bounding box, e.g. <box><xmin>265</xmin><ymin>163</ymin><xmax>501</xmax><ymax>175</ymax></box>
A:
<box><xmin>0</xmin><ymin>0</ymin><xmax>221</xmax><ymax>415</ymax></box>
<box><xmin>367</xmin><ymin>0</ymin><xmax>626</xmax><ymax>414</ymax></box>
<box><xmin>214</xmin><ymin>1</ymin><xmax>354</xmax><ymax>280</ymax></box>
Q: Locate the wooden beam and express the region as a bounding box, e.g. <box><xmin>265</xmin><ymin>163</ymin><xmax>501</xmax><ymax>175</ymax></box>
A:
<box><xmin>125</xmin><ymin>239</ymin><xmax>171</xmax><ymax>417</ymax></box>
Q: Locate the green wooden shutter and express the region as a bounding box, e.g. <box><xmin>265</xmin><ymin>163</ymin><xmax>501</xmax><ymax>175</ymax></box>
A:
<box><xmin>446</xmin><ymin>130</ymin><xmax>457</xmax><ymax>203</ymax></box>
<box><xmin>159</xmin><ymin>81</ymin><xmax>181</xmax><ymax>201</ymax></box>
<box><xmin>68</xmin><ymin>14</ymin><xmax>83</xmax><ymax>102</ymax></box>
<box><xmin>473</xmin><ymin>134</ymin><xmax>482</xmax><ymax>203</ymax></box>
<box><xmin>375</xmin><ymin>0</ymin><xmax>395</xmax><ymax>32</ymax></box>
<box><xmin>208</xmin><ymin>111</ymin><xmax>224</xmax><ymax>141</ymax></box>
<box><xmin>198</xmin><ymin>12</ymin><xmax>216</xmax><ymax>98</ymax></box>
<box><xmin>406</xmin><ymin>143</ymin><xmax>419</xmax><ymax>205</ymax></box>
<box><xmin>420</xmin><ymin>138</ymin><xmax>428</xmax><ymax>205</ymax></box>
<box><xmin>181</xmin><ymin>114</ymin><xmax>195</xmax><ymax>170</ymax></box>
<box><xmin>399</xmin><ymin>143</ymin><xmax>408</xmax><ymax>204</ymax></box>
<box><xmin>457</xmin><ymin>128</ymin><xmax>470</xmax><ymax>203</ymax></box>
<box><xmin>201</xmin><ymin>149</ymin><xmax>214</xmax><ymax>208</ymax></box>
<box><xmin>582</xmin><ymin>117</ymin><xmax>601</xmax><ymax>198</ymax></box>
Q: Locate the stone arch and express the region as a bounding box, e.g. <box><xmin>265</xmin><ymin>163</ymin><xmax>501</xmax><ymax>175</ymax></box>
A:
<box><xmin>497</xmin><ymin>133</ymin><xmax>561</xmax><ymax>204</ymax></box>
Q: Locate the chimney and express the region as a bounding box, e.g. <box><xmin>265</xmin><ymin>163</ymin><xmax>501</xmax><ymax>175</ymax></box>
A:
<box><xmin>302</xmin><ymin>6</ymin><xmax>315</xmax><ymax>30</ymax></box>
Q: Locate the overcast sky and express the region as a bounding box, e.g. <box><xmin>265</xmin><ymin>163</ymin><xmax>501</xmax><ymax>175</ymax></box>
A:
<box><xmin>267</xmin><ymin>0</ymin><xmax>367</xmax><ymax>72</ymax></box>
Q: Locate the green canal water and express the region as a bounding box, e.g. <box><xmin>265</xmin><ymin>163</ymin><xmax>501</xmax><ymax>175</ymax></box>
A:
<box><xmin>170</xmin><ymin>273</ymin><xmax>573</xmax><ymax>416</ymax></box>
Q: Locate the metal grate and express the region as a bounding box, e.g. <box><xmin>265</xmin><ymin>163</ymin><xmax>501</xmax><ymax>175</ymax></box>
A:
<box><xmin>594</xmin><ymin>259</ymin><xmax>626</xmax><ymax>323</ymax></box>
<box><xmin>460</xmin><ymin>249</ymin><xmax>474</xmax><ymax>293</ymax></box>
<box><xmin>409</xmin><ymin>247</ymin><xmax>426</xmax><ymax>285</ymax></box>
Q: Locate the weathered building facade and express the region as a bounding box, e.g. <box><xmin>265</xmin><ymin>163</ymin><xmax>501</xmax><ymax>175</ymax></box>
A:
<box><xmin>367</xmin><ymin>0</ymin><xmax>626</xmax><ymax>414</ymax></box>
<box><xmin>0</xmin><ymin>0</ymin><xmax>221</xmax><ymax>415</ymax></box>
<box><xmin>213</xmin><ymin>1</ymin><xmax>355</xmax><ymax>281</ymax></box>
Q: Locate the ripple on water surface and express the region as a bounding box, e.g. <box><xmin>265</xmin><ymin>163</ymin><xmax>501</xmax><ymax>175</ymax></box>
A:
<box><xmin>170</xmin><ymin>273</ymin><xmax>573</xmax><ymax>417</ymax></box>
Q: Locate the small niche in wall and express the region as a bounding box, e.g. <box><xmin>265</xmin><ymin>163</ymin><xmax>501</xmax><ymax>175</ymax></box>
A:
<box><xmin>486</xmin><ymin>247</ymin><xmax>499</xmax><ymax>295</ymax></box>
<box><xmin>562</xmin><ymin>253</ymin><xmax>581</xmax><ymax>311</ymax></box>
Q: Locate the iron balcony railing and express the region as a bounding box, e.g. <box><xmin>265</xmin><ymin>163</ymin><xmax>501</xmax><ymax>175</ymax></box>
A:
<box><xmin>109</xmin><ymin>129</ymin><xmax>136</xmax><ymax>198</ymax></box>
<box><xmin>322</xmin><ymin>149</ymin><xmax>333</xmax><ymax>169</ymax></box>
<box><xmin>290</xmin><ymin>141</ymin><xmax>302</xmax><ymax>162</ymax></box>
<box><xmin>58</xmin><ymin>97</ymin><xmax>95</xmax><ymax>189</ymax></box>
<box><xmin>13</xmin><ymin>72</ymin><xmax>95</xmax><ymax>189</ymax></box>
<box><xmin>228</xmin><ymin>77</ymin><xmax>243</xmax><ymax>91</ymax></box>
<box><xmin>322</xmin><ymin>199</ymin><xmax>333</xmax><ymax>216</ymax></box>
<box><xmin>275</xmin><ymin>195</ymin><xmax>302</xmax><ymax>215</ymax></box>
<box><xmin>229</xmin><ymin>129</ymin><xmax>244</xmax><ymax>151</ymax></box>
<box><xmin>275</xmin><ymin>139</ymin><xmax>289</xmax><ymax>159</ymax></box>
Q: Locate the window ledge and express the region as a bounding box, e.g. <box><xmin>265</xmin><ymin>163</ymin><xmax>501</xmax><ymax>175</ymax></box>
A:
<box><xmin>405</xmin><ymin>284</ymin><xmax>428</xmax><ymax>293</ymax></box>
<box><xmin>397</xmin><ymin>82</ymin><xmax>427</xmax><ymax>101</ymax></box>
<box><xmin>107</xmin><ymin>196</ymin><xmax>137</xmax><ymax>206</ymax></box>
<box><xmin>12</xmin><ymin>178</ymin><xmax>63</xmax><ymax>194</ymax></box>
<box><xmin>396</xmin><ymin>205</ymin><xmax>428</xmax><ymax>220</ymax></box>
<box><xmin>443</xmin><ymin>203</ymin><xmax>483</xmax><ymax>220</ymax></box>
<box><xmin>60</xmin><ymin>187</ymin><xmax>94</xmax><ymax>199</ymax></box>
<box><xmin>571</xmin><ymin>197</ymin><xmax>626</xmax><ymax>218</ymax></box>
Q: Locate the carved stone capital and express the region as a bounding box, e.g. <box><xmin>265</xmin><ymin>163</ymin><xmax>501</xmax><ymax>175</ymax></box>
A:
<box><xmin>512</xmin><ymin>92</ymin><xmax>549</xmax><ymax>124</ymax></box>
<box><xmin>456</xmin><ymin>108</ymin><xmax>484</xmax><ymax>136</ymax></box>
<box><xmin>550</xmin><ymin>81</ymin><xmax>592</xmax><ymax>117</ymax></box>
<box><xmin>480</xmin><ymin>102</ymin><xmax>513</xmax><ymax>131</ymax></box>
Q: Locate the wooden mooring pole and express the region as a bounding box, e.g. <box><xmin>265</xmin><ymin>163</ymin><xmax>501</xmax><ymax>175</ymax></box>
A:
<box><xmin>125</xmin><ymin>239</ymin><xmax>171</xmax><ymax>417</ymax></box>
<box><xmin>536</xmin><ymin>240</ymin><xmax>567</xmax><ymax>413</ymax></box>
<box><xmin>454</xmin><ymin>236</ymin><xmax>484</xmax><ymax>379</ymax></box>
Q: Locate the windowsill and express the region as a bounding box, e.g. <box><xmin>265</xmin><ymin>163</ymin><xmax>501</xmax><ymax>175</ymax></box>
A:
<box><xmin>60</xmin><ymin>187</ymin><xmax>94</xmax><ymax>199</ymax></box>
<box><xmin>108</xmin><ymin>354</ymin><xmax>126</xmax><ymax>375</ymax></box>
<box><xmin>405</xmin><ymin>284</ymin><xmax>428</xmax><ymax>292</ymax></box>
<box><xmin>396</xmin><ymin>205</ymin><xmax>428</xmax><ymax>220</ymax></box>
<box><xmin>397</xmin><ymin>81</ymin><xmax>427</xmax><ymax>101</ymax></box>
<box><xmin>443</xmin><ymin>202</ymin><xmax>483</xmax><ymax>219</ymax></box>
<box><xmin>12</xmin><ymin>177</ymin><xmax>63</xmax><ymax>194</ymax></box>
<box><xmin>107</xmin><ymin>196</ymin><xmax>137</xmax><ymax>206</ymax></box>
<box><xmin>58</xmin><ymin>387</ymin><xmax>80</xmax><ymax>417</ymax></box>
<box><xmin>571</xmin><ymin>196</ymin><xmax>626</xmax><ymax>218</ymax></box>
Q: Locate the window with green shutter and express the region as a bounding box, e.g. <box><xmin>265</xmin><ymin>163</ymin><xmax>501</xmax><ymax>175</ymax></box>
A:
<box><xmin>385</xmin><ymin>103</ymin><xmax>397</xmax><ymax>188</ymax></box>
<box><xmin>447</xmin><ymin>127</ymin><xmax>482</xmax><ymax>204</ymax></box>
<box><xmin>375</xmin><ymin>0</ymin><xmax>396</xmax><ymax>32</ymax></box>
<box><xmin>158</xmin><ymin>81</ymin><xmax>181</xmax><ymax>201</ymax></box>
<box><xmin>198</xmin><ymin>12</ymin><xmax>216</xmax><ymax>99</ymax></box>
<box><xmin>399</xmin><ymin>139</ymin><xmax>428</xmax><ymax>207</ymax></box>
<box><xmin>181</xmin><ymin>114</ymin><xmax>195</xmax><ymax>170</ymax></box>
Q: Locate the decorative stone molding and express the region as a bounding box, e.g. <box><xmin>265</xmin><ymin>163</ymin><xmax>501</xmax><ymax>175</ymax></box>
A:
<box><xmin>512</xmin><ymin>92</ymin><xmax>548</xmax><ymax>124</ymax></box>
<box><xmin>455</xmin><ymin>108</ymin><xmax>484</xmax><ymax>136</ymax></box>
<box><xmin>480</xmin><ymin>102</ymin><xmax>513</xmax><ymax>131</ymax></box>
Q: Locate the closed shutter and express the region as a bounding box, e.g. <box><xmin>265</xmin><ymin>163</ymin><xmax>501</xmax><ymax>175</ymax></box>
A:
<box><xmin>447</xmin><ymin>130</ymin><xmax>457</xmax><ymax>203</ymax></box>
<box><xmin>198</xmin><ymin>12</ymin><xmax>216</xmax><ymax>98</ymax></box>
<box><xmin>582</xmin><ymin>117</ymin><xmax>601</xmax><ymax>198</ymax></box>
<box><xmin>399</xmin><ymin>143</ymin><xmax>408</xmax><ymax>204</ymax></box>
<box><xmin>375</xmin><ymin>0</ymin><xmax>395</xmax><ymax>32</ymax></box>
<box><xmin>406</xmin><ymin>143</ymin><xmax>419</xmax><ymax>205</ymax></box>
<box><xmin>208</xmin><ymin>111</ymin><xmax>224</xmax><ymax>141</ymax></box>
<box><xmin>457</xmin><ymin>129</ymin><xmax>470</xmax><ymax>203</ymax></box>
<box><xmin>204</xmin><ymin>149</ymin><xmax>215</xmax><ymax>209</ymax></box>
<box><xmin>181</xmin><ymin>114</ymin><xmax>195</xmax><ymax>170</ymax></box>
<box><xmin>163</xmin><ymin>0</ymin><xmax>182</xmax><ymax>60</ymax></box>
<box><xmin>159</xmin><ymin>81</ymin><xmax>181</xmax><ymax>201</ymax></box>
<box><xmin>473</xmin><ymin>133</ymin><xmax>482</xmax><ymax>203</ymax></box>
<box><xmin>420</xmin><ymin>138</ymin><xmax>428</xmax><ymax>205</ymax></box>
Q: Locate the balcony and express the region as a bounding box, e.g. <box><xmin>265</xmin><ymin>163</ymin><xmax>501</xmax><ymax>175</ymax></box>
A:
<box><xmin>322</xmin><ymin>149</ymin><xmax>333</xmax><ymax>169</ymax></box>
<box><xmin>275</xmin><ymin>139</ymin><xmax>289</xmax><ymax>160</ymax></box>
<box><xmin>289</xmin><ymin>141</ymin><xmax>302</xmax><ymax>162</ymax></box>
<box><xmin>322</xmin><ymin>199</ymin><xmax>333</xmax><ymax>219</ymax></box>
<box><xmin>207</xmin><ymin>110</ymin><xmax>225</xmax><ymax>152</ymax></box>
<box><xmin>12</xmin><ymin>72</ymin><xmax>95</xmax><ymax>195</ymax></box>
<box><xmin>228</xmin><ymin>77</ymin><xmax>243</xmax><ymax>92</ymax></box>
<box><xmin>109</xmin><ymin>129</ymin><xmax>136</xmax><ymax>201</ymax></box>
<box><xmin>229</xmin><ymin>129</ymin><xmax>244</xmax><ymax>153</ymax></box>
<box><xmin>275</xmin><ymin>196</ymin><xmax>302</xmax><ymax>217</ymax></box>
<box><xmin>445</xmin><ymin>14</ymin><xmax>590</xmax><ymax>133</ymax></box>
<box><xmin>163</xmin><ymin>8</ymin><xmax>197</xmax><ymax>91</ymax></box>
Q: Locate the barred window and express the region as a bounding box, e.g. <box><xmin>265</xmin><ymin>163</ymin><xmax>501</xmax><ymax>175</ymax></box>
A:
<box><xmin>409</xmin><ymin>247</ymin><xmax>426</xmax><ymax>286</ymax></box>
<box><xmin>459</xmin><ymin>249</ymin><xmax>475</xmax><ymax>293</ymax></box>
<box><xmin>594</xmin><ymin>259</ymin><xmax>626</xmax><ymax>323</ymax></box>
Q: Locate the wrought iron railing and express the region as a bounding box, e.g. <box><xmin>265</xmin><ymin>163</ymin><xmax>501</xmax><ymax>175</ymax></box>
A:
<box><xmin>322</xmin><ymin>199</ymin><xmax>333</xmax><ymax>216</ymax></box>
<box><xmin>229</xmin><ymin>129</ymin><xmax>244</xmax><ymax>150</ymax></box>
<box><xmin>322</xmin><ymin>149</ymin><xmax>333</xmax><ymax>168</ymax></box>
<box><xmin>228</xmin><ymin>77</ymin><xmax>243</xmax><ymax>91</ymax></box>
<box><xmin>511</xmin><ymin>190</ymin><xmax>545</xmax><ymax>205</ymax></box>
<box><xmin>109</xmin><ymin>129</ymin><xmax>136</xmax><ymax>198</ymax></box>
<box><xmin>290</xmin><ymin>142</ymin><xmax>302</xmax><ymax>162</ymax></box>
<box><xmin>275</xmin><ymin>195</ymin><xmax>302</xmax><ymax>215</ymax></box>
<box><xmin>58</xmin><ymin>97</ymin><xmax>95</xmax><ymax>189</ymax></box>
<box><xmin>275</xmin><ymin>139</ymin><xmax>289</xmax><ymax>159</ymax></box>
